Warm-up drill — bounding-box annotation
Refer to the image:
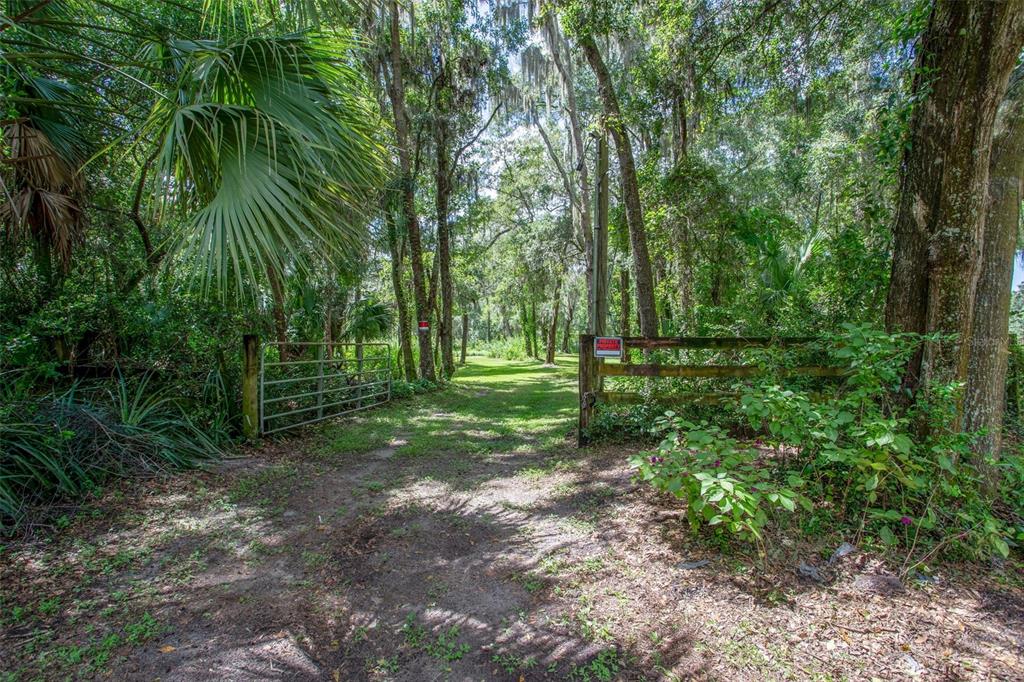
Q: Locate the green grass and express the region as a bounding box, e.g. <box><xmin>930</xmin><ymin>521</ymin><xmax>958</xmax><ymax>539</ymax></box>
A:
<box><xmin>319</xmin><ymin>355</ymin><xmax>578</xmax><ymax>461</ymax></box>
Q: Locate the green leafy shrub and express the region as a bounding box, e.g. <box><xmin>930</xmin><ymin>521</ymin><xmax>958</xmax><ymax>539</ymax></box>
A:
<box><xmin>389</xmin><ymin>378</ymin><xmax>440</xmax><ymax>399</ymax></box>
<box><xmin>586</xmin><ymin>403</ymin><xmax>663</xmax><ymax>443</ymax></box>
<box><xmin>0</xmin><ymin>371</ymin><xmax>223</xmax><ymax>532</ymax></box>
<box><xmin>469</xmin><ymin>338</ymin><xmax>528</xmax><ymax>361</ymax></box>
<box><xmin>629</xmin><ymin>324</ymin><xmax>1022</xmax><ymax>562</ymax></box>
<box><xmin>631</xmin><ymin>415</ymin><xmax>810</xmax><ymax>542</ymax></box>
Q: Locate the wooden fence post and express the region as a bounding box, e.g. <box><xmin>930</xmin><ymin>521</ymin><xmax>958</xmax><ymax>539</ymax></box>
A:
<box><xmin>579</xmin><ymin>334</ymin><xmax>597</xmax><ymax>446</ymax></box>
<box><xmin>242</xmin><ymin>334</ymin><xmax>260</xmax><ymax>440</ymax></box>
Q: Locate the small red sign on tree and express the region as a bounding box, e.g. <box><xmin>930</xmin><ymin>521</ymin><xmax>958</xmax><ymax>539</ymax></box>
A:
<box><xmin>418</xmin><ymin>321</ymin><xmax>430</xmax><ymax>332</ymax></box>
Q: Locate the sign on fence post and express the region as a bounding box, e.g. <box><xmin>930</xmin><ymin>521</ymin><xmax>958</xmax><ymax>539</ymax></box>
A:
<box><xmin>579</xmin><ymin>334</ymin><xmax>597</xmax><ymax>445</ymax></box>
<box><xmin>594</xmin><ymin>336</ymin><xmax>623</xmax><ymax>359</ymax></box>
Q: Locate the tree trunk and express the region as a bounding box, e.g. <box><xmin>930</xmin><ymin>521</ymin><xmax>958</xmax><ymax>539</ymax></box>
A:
<box><xmin>388</xmin><ymin>0</ymin><xmax>435</xmax><ymax>381</ymax></box>
<box><xmin>521</xmin><ymin>298</ymin><xmax>532</xmax><ymax>357</ymax></box>
<box><xmin>619</xmin><ymin>268</ymin><xmax>631</xmax><ymax>337</ymax></box>
<box><xmin>460</xmin><ymin>311</ymin><xmax>469</xmax><ymax>365</ymax></box>
<box><xmin>547</xmin><ymin>276</ymin><xmax>562</xmax><ymax>365</ymax></box>
<box><xmin>531</xmin><ymin>299</ymin><xmax>541</xmax><ymax>360</ymax></box>
<box><xmin>964</xmin><ymin>74</ymin><xmax>1024</xmax><ymax>453</ymax></box>
<box><xmin>267</xmin><ymin>264</ymin><xmax>289</xmax><ymax>362</ymax></box>
<box><xmin>561</xmin><ymin>295</ymin><xmax>575</xmax><ymax>353</ymax></box>
<box><xmin>435</xmin><ymin>116</ymin><xmax>455</xmax><ymax>379</ymax></box>
<box><xmin>679</xmin><ymin>234</ymin><xmax>694</xmax><ymax>332</ymax></box>
<box><xmin>655</xmin><ymin>256</ymin><xmax>671</xmax><ymax>334</ymax></box>
<box><xmin>581</xmin><ymin>35</ymin><xmax>658</xmax><ymax>338</ymax></box>
<box><xmin>592</xmin><ymin>132</ymin><xmax>609</xmax><ymax>335</ymax></box>
<box><xmin>546</xmin><ymin>14</ymin><xmax>594</xmax><ymax>332</ymax></box>
<box><xmin>384</xmin><ymin>201</ymin><xmax>416</xmax><ymax>381</ymax></box>
<box><xmin>885</xmin><ymin>0</ymin><xmax>1024</xmax><ymax>418</ymax></box>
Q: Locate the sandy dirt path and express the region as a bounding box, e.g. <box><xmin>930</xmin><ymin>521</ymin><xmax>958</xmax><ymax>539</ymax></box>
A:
<box><xmin>2</xmin><ymin>356</ymin><xmax>1022</xmax><ymax>680</ymax></box>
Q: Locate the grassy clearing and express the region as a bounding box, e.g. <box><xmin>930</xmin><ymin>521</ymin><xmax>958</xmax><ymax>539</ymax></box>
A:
<box><xmin>318</xmin><ymin>354</ymin><xmax>578</xmax><ymax>460</ymax></box>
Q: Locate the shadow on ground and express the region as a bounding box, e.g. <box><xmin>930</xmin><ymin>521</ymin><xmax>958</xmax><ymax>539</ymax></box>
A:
<box><xmin>2</xmin><ymin>355</ymin><xmax>1021</xmax><ymax>681</ymax></box>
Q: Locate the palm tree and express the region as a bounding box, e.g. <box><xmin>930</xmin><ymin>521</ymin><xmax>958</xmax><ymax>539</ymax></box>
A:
<box><xmin>141</xmin><ymin>32</ymin><xmax>385</xmax><ymax>294</ymax></box>
<box><xmin>2</xmin><ymin>1</ymin><xmax>386</xmax><ymax>297</ymax></box>
<box><xmin>0</xmin><ymin>76</ymin><xmax>88</xmax><ymax>283</ymax></box>
<box><xmin>344</xmin><ymin>299</ymin><xmax>394</xmax><ymax>344</ymax></box>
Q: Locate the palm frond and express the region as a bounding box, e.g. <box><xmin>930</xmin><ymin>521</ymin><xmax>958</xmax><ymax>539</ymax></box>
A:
<box><xmin>140</xmin><ymin>32</ymin><xmax>386</xmax><ymax>296</ymax></box>
<box><xmin>1</xmin><ymin>79</ymin><xmax>88</xmax><ymax>271</ymax></box>
<box><xmin>344</xmin><ymin>298</ymin><xmax>394</xmax><ymax>341</ymax></box>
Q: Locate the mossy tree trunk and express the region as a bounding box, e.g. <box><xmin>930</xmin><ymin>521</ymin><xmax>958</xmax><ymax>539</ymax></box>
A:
<box><xmin>964</xmin><ymin>71</ymin><xmax>1024</xmax><ymax>453</ymax></box>
<box><xmin>388</xmin><ymin>0</ymin><xmax>435</xmax><ymax>382</ymax></box>
<box><xmin>884</xmin><ymin>0</ymin><xmax>1024</xmax><ymax>429</ymax></box>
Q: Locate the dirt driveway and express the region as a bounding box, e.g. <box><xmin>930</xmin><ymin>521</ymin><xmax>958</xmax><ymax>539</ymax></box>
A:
<box><xmin>2</xmin><ymin>356</ymin><xmax>1022</xmax><ymax>680</ymax></box>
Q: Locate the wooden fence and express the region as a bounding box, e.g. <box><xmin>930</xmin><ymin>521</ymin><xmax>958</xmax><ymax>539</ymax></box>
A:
<box><xmin>577</xmin><ymin>335</ymin><xmax>845</xmax><ymax>444</ymax></box>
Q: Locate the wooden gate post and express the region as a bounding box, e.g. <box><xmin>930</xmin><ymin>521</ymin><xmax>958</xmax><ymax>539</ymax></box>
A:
<box><xmin>242</xmin><ymin>334</ymin><xmax>260</xmax><ymax>440</ymax></box>
<box><xmin>579</xmin><ymin>334</ymin><xmax>597</xmax><ymax>446</ymax></box>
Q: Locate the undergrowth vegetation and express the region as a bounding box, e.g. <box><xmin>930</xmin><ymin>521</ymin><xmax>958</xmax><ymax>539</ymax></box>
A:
<box><xmin>619</xmin><ymin>325</ymin><xmax>1024</xmax><ymax>567</ymax></box>
<box><xmin>470</xmin><ymin>338</ymin><xmax>531</xmax><ymax>361</ymax></box>
<box><xmin>0</xmin><ymin>371</ymin><xmax>224</xmax><ymax>532</ymax></box>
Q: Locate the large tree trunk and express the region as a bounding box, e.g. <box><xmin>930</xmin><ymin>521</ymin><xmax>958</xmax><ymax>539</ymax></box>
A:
<box><xmin>546</xmin><ymin>15</ymin><xmax>594</xmax><ymax>331</ymax></box>
<box><xmin>580</xmin><ymin>35</ymin><xmax>658</xmax><ymax>338</ymax></box>
<box><xmin>964</xmin><ymin>75</ymin><xmax>1024</xmax><ymax>453</ymax></box>
<box><xmin>435</xmin><ymin>116</ymin><xmax>455</xmax><ymax>379</ymax></box>
<box><xmin>267</xmin><ymin>265</ymin><xmax>289</xmax><ymax>363</ymax></box>
<box><xmin>546</xmin><ymin>276</ymin><xmax>563</xmax><ymax>365</ymax></box>
<box><xmin>885</xmin><ymin>1</ymin><xmax>1024</xmax><ymax>418</ymax></box>
<box><xmin>383</xmin><ymin>201</ymin><xmax>416</xmax><ymax>381</ymax></box>
<box><xmin>388</xmin><ymin>0</ymin><xmax>435</xmax><ymax>381</ymax></box>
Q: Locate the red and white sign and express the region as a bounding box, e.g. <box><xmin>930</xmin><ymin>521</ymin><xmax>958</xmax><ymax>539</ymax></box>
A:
<box><xmin>418</xmin><ymin>320</ymin><xmax>430</xmax><ymax>333</ymax></box>
<box><xmin>594</xmin><ymin>336</ymin><xmax>623</xmax><ymax>358</ymax></box>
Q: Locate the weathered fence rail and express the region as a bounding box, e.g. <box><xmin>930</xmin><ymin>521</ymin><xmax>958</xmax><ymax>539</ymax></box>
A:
<box><xmin>578</xmin><ymin>334</ymin><xmax>842</xmax><ymax>444</ymax></box>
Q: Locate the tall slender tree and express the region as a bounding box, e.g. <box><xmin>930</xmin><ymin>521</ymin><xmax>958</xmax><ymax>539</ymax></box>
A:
<box><xmin>387</xmin><ymin>0</ymin><xmax>436</xmax><ymax>381</ymax></box>
<box><xmin>577</xmin><ymin>34</ymin><xmax>658</xmax><ymax>337</ymax></box>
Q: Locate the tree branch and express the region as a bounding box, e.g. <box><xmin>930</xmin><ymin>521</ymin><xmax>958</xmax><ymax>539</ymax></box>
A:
<box><xmin>0</xmin><ymin>0</ymin><xmax>55</xmax><ymax>32</ymax></box>
<box><xmin>447</xmin><ymin>101</ymin><xmax>502</xmax><ymax>183</ymax></box>
<box><xmin>535</xmin><ymin>118</ymin><xmax>581</xmax><ymax>216</ymax></box>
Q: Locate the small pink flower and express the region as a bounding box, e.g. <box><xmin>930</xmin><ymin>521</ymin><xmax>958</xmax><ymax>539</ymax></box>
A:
<box><xmin>900</xmin><ymin>516</ymin><xmax>912</xmax><ymax>526</ymax></box>
<box><xmin>714</xmin><ymin>460</ymin><xmax>722</xmax><ymax>467</ymax></box>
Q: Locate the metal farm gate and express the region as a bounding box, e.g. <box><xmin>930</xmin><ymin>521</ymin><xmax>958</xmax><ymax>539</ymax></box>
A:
<box><xmin>258</xmin><ymin>341</ymin><xmax>391</xmax><ymax>435</ymax></box>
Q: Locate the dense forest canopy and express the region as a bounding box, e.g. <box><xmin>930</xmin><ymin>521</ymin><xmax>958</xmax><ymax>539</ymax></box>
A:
<box><xmin>3</xmin><ymin>0</ymin><xmax>1024</xmax><ymax>555</ymax></box>
<box><xmin>1</xmin><ymin>0</ymin><xmax>922</xmax><ymax>367</ymax></box>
